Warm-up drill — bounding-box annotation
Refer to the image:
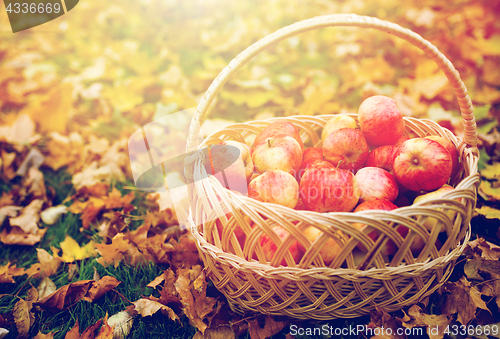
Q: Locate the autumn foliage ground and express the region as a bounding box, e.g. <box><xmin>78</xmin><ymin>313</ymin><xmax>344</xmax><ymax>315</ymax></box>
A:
<box><xmin>1</xmin><ymin>0</ymin><xmax>500</xmax><ymax>338</ymax></box>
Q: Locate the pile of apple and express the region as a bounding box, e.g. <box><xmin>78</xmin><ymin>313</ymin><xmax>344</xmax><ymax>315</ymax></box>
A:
<box><xmin>213</xmin><ymin>95</ymin><xmax>459</xmax><ymax>267</ymax></box>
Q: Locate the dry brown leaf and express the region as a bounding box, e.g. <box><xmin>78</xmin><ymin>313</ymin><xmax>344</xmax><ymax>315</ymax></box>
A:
<box><xmin>169</xmin><ymin>233</ymin><xmax>201</xmax><ymax>271</ymax></box>
<box><xmin>481</xmin><ymin>271</ymin><xmax>500</xmax><ymax>309</ymax></box>
<box><xmin>0</xmin><ymin>114</ymin><xmax>35</xmax><ymax>144</ymax></box>
<box><xmin>247</xmin><ymin>316</ymin><xmax>288</xmax><ymax>339</ymax></box>
<box><xmin>193</xmin><ymin>326</ymin><xmax>235</xmax><ymax>339</ymax></box>
<box><xmin>107</xmin><ymin>311</ymin><xmax>133</xmax><ymax>339</ymax></box>
<box><xmin>64</xmin><ymin>320</ymin><xmax>80</xmax><ymax>339</ymax></box>
<box><xmin>40</xmin><ymin>205</ymin><xmax>68</xmax><ymax>225</ymax></box>
<box><xmin>175</xmin><ymin>268</ymin><xmax>217</xmax><ymax>334</ymax></box>
<box><xmin>0</xmin><ymin>225</ymin><xmax>47</xmax><ymax>245</ymax></box>
<box><xmin>95</xmin><ymin>233</ymin><xmax>132</xmax><ymax>268</ymax></box>
<box><xmin>84</xmin><ymin>276</ymin><xmax>121</xmax><ymax>302</ymax></box>
<box><xmin>23</xmin><ymin>167</ymin><xmax>47</xmax><ymax>200</ymax></box>
<box><xmin>13</xmin><ymin>299</ymin><xmax>30</xmax><ymax>338</ymax></box>
<box><xmin>402</xmin><ymin>305</ymin><xmax>450</xmax><ymax>339</ymax></box>
<box><xmin>0</xmin><ymin>205</ymin><xmax>20</xmax><ymax>225</ymax></box>
<box><xmin>26</xmin><ymin>248</ymin><xmax>62</xmax><ymax>278</ymax></box>
<box><xmin>33</xmin><ymin>331</ymin><xmax>55</xmax><ymax>339</ymax></box>
<box><xmin>35</xmin><ymin>280</ymin><xmax>93</xmax><ymax>310</ymax></box>
<box><xmin>132</xmin><ymin>298</ymin><xmax>180</xmax><ymax>322</ymax></box>
<box><xmin>0</xmin><ymin>263</ymin><xmax>26</xmax><ymax>283</ymax></box>
<box><xmin>467</xmin><ymin>238</ymin><xmax>500</xmax><ymax>260</ymax></box>
<box><xmin>9</xmin><ymin>199</ymin><xmax>44</xmax><ymax>234</ymax></box>
<box><xmin>95</xmin><ymin>314</ymin><xmax>114</xmax><ymax>339</ymax></box>
<box><xmin>444</xmin><ymin>277</ymin><xmax>489</xmax><ymax>325</ymax></box>
<box><xmin>37</xmin><ymin>277</ymin><xmax>57</xmax><ymax>300</ymax></box>
<box><xmin>147</xmin><ymin>273</ymin><xmax>165</xmax><ymax>288</ymax></box>
<box><xmin>80</xmin><ymin>318</ymin><xmax>102</xmax><ymax>339</ymax></box>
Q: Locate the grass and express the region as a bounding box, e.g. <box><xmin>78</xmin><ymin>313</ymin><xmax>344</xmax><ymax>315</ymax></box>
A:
<box><xmin>2</xmin><ymin>166</ymin><xmax>499</xmax><ymax>339</ymax></box>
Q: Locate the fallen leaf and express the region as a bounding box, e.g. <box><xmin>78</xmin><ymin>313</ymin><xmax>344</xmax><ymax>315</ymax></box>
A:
<box><xmin>35</xmin><ymin>280</ymin><xmax>93</xmax><ymax>310</ymax></box>
<box><xmin>443</xmin><ymin>277</ymin><xmax>489</xmax><ymax>325</ymax></box>
<box><xmin>132</xmin><ymin>298</ymin><xmax>180</xmax><ymax>322</ymax></box>
<box><xmin>72</xmin><ymin>162</ymin><xmax>115</xmax><ymax>191</ymax></box>
<box><xmin>33</xmin><ymin>331</ymin><xmax>55</xmax><ymax>339</ymax></box>
<box><xmin>59</xmin><ymin>235</ymin><xmax>96</xmax><ymax>262</ymax></box>
<box><xmin>13</xmin><ymin>299</ymin><xmax>30</xmax><ymax>338</ymax></box>
<box><xmin>16</xmin><ymin>148</ymin><xmax>45</xmax><ymax>177</ymax></box>
<box><xmin>147</xmin><ymin>273</ymin><xmax>165</xmax><ymax>288</ymax></box>
<box><xmin>464</xmin><ymin>258</ymin><xmax>500</xmax><ymax>281</ymax></box>
<box><xmin>37</xmin><ymin>277</ymin><xmax>57</xmax><ymax>300</ymax></box>
<box><xmin>0</xmin><ymin>205</ymin><xmax>20</xmax><ymax>225</ymax></box>
<box><xmin>84</xmin><ymin>276</ymin><xmax>121</xmax><ymax>302</ymax></box>
<box><xmin>64</xmin><ymin>320</ymin><xmax>80</xmax><ymax>339</ymax></box>
<box><xmin>480</xmin><ymin>163</ymin><xmax>500</xmax><ymax>180</ymax></box>
<box><xmin>193</xmin><ymin>326</ymin><xmax>235</xmax><ymax>339</ymax></box>
<box><xmin>40</xmin><ymin>205</ymin><xmax>68</xmax><ymax>225</ymax></box>
<box><xmin>80</xmin><ymin>318</ymin><xmax>102</xmax><ymax>339</ymax></box>
<box><xmin>0</xmin><ymin>224</ymin><xmax>47</xmax><ymax>245</ymax></box>
<box><xmin>23</xmin><ymin>83</ymin><xmax>72</xmax><ymax>134</ymax></box>
<box><xmin>175</xmin><ymin>268</ymin><xmax>217</xmax><ymax>334</ymax></box>
<box><xmin>481</xmin><ymin>272</ymin><xmax>500</xmax><ymax>309</ymax></box>
<box><xmin>0</xmin><ymin>113</ymin><xmax>35</xmax><ymax>144</ymax></box>
<box><xmin>467</xmin><ymin>238</ymin><xmax>500</xmax><ymax>260</ymax></box>
<box><xmin>401</xmin><ymin>305</ymin><xmax>450</xmax><ymax>339</ymax></box>
<box><xmin>248</xmin><ymin>316</ymin><xmax>288</xmax><ymax>339</ymax></box>
<box><xmin>9</xmin><ymin>199</ymin><xmax>44</xmax><ymax>234</ymax></box>
<box><xmin>28</xmin><ymin>248</ymin><xmax>62</xmax><ymax>278</ymax></box>
<box><xmin>95</xmin><ymin>314</ymin><xmax>114</xmax><ymax>339</ymax></box>
<box><xmin>107</xmin><ymin>311</ymin><xmax>133</xmax><ymax>339</ymax></box>
<box><xmin>95</xmin><ymin>233</ymin><xmax>132</xmax><ymax>268</ymax></box>
<box><xmin>0</xmin><ymin>263</ymin><xmax>26</xmax><ymax>283</ymax></box>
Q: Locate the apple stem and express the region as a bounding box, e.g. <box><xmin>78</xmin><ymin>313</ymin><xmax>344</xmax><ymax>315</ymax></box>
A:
<box><xmin>267</xmin><ymin>138</ymin><xmax>272</xmax><ymax>148</ymax></box>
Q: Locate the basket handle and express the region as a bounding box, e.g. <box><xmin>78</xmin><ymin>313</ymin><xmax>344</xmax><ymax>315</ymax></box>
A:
<box><xmin>186</xmin><ymin>13</ymin><xmax>477</xmax><ymax>152</ymax></box>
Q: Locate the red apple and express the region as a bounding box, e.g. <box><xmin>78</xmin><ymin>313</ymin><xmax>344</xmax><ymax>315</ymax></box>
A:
<box><xmin>252</xmin><ymin>136</ymin><xmax>302</xmax><ymax>175</ymax></box>
<box><xmin>297</xmin><ymin>148</ymin><xmax>323</xmax><ymax>181</ymax></box>
<box><xmin>364</xmin><ymin>145</ymin><xmax>399</xmax><ymax>176</ymax></box>
<box><xmin>352</xmin><ymin>200</ymin><xmax>398</xmax><ymax>253</ymax></box>
<box><xmin>393</xmin><ymin>135</ymin><xmax>409</xmax><ymax>146</ymax></box>
<box><xmin>321</xmin><ymin>115</ymin><xmax>358</xmax><ymax>144</ymax></box>
<box><xmin>425</xmin><ymin>135</ymin><xmax>460</xmax><ymax>179</ymax></box>
<box><xmin>358</xmin><ymin>95</ymin><xmax>405</xmax><ymax>146</ymax></box>
<box><xmin>299</xmin><ymin>165</ymin><xmax>360</xmax><ymax>213</ymax></box>
<box><xmin>215</xmin><ymin>213</ymin><xmax>248</xmax><ymax>253</ymax></box>
<box><xmin>355</xmin><ymin>167</ymin><xmax>399</xmax><ymax>203</ymax></box>
<box><xmin>323</xmin><ymin>128</ymin><xmax>369</xmax><ymax>171</ymax></box>
<box><xmin>298</xmin><ymin>227</ymin><xmax>344</xmax><ymax>265</ymax></box>
<box><xmin>220</xmin><ymin>140</ymin><xmax>254</xmax><ymax>182</ymax></box>
<box><xmin>393</xmin><ymin>138</ymin><xmax>452</xmax><ymax>191</ymax></box>
<box><xmin>208</xmin><ymin>143</ymin><xmax>248</xmax><ymax>195</ymax></box>
<box><xmin>248</xmin><ymin>170</ymin><xmax>299</xmax><ymax>209</ymax></box>
<box><xmin>413</xmin><ymin>184</ymin><xmax>455</xmax><ymax>232</ymax></box>
<box><xmin>252</xmin><ymin>121</ymin><xmax>304</xmax><ymax>151</ymax></box>
<box><xmin>257</xmin><ymin>226</ymin><xmax>304</xmax><ymax>266</ymax></box>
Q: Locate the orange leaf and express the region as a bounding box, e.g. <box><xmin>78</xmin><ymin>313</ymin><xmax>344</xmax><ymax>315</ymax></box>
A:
<box><xmin>0</xmin><ymin>263</ymin><xmax>26</xmax><ymax>283</ymax></box>
<box><xmin>35</xmin><ymin>280</ymin><xmax>93</xmax><ymax>310</ymax></box>
<box><xmin>13</xmin><ymin>299</ymin><xmax>30</xmax><ymax>338</ymax></box>
<box><xmin>132</xmin><ymin>298</ymin><xmax>180</xmax><ymax>322</ymax></box>
<box><xmin>401</xmin><ymin>305</ymin><xmax>450</xmax><ymax>339</ymax></box>
<box><xmin>64</xmin><ymin>319</ymin><xmax>80</xmax><ymax>339</ymax></box>
<box><xmin>247</xmin><ymin>316</ymin><xmax>288</xmax><ymax>339</ymax></box>
<box><xmin>443</xmin><ymin>277</ymin><xmax>489</xmax><ymax>325</ymax></box>
<box><xmin>84</xmin><ymin>276</ymin><xmax>121</xmax><ymax>302</ymax></box>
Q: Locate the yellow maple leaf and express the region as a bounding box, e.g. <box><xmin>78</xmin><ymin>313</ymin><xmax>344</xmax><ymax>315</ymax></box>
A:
<box><xmin>21</xmin><ymin>83</ymin><xmax>73</xmax><ymax>134</ymax></box>
<box><xmin>59</xmin><ymin>235</ymin><xmax>96</xmax><ymax>263</ymax></box>
<box><xmin>476</xmin><ymin>206</ymin><xmax>500</xmax><ymax>220</ymax></box>
<box><xmin>95</xmin><ymin>233</ymin><xmax>131</xmax><ymax>268</ymax></box>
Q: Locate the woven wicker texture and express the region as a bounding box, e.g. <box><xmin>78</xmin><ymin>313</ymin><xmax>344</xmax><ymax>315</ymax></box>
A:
<box><xmin>186</xmin><ymin>14</ymin><xmax>480</xmax><ymax>319</ymax></box>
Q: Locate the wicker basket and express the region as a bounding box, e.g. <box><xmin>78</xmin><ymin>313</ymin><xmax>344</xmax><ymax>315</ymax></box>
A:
<box><xmin>185</xmin><ymin>14</ymin><xmax>480</xmax><ymax>320</ymax></box>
